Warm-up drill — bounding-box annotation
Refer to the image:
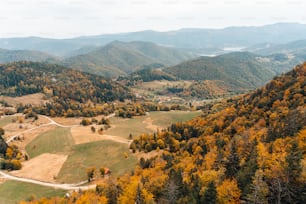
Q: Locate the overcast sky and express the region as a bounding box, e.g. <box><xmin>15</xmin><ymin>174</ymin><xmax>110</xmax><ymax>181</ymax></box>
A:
<box><xmin>0</xmin><ymin>0</ymin><xmax>305</xmax><ymax>38</ymax></box>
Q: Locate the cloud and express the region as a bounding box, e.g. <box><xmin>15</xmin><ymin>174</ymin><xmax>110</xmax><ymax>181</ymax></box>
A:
<box><xmin>0</xmin><ymin>0</ymin><xmax>305</xmax><ymax>38</ymax></box>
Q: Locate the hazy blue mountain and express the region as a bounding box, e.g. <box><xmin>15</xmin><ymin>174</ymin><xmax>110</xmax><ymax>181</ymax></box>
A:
<box><xmin>1</xmin><ymin>23</ymin><xmax>306</xmax><ymax>56</ymax></box>
<box><xmin>63</xmin><ymin>41</ymin><xmax>196</xmax><ymax>77</ymax></box>
<box><xmin>248</xmin><ymin>39</ymin><xmax>306</xmax><ymax>55</ymax></box>
<box><xmin>0</xmin><ymin>48</ymin><xmax>59</xmax><ymax>64</ymax></box>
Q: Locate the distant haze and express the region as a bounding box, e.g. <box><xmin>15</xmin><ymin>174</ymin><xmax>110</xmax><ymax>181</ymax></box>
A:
<box><xmin>0</xmin><ymin>0</ymin><xmax>306</xmax><ymax>38</ymax></box>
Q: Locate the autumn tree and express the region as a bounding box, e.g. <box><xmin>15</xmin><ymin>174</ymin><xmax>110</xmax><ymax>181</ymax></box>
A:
<box><xmin>86</xmin><ymin>167</ymin><xmax>96</xmax><ymax>182</ymax></box>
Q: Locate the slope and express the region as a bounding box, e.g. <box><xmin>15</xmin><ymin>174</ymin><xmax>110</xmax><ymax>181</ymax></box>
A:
<box><xmin>25</xmin><ymin>62</ymin><xmax>306</xmax><ymax>203</ymax></box>
<box><xmin>0</xmin><ymin>61</ymin><xmax>134</xmax><ymax>116</ymax></box>
<box><xmin>164</xmin><ymin>52</ymin><xmax>275</xmax><ymax>90</ymax></box>
<box><xmin>0</xmin><ymin>49</ymin><xmax>59</xmax><ymax>64</ymax></box>
<box><xmin>63</xmin><ymin>41</ymin><xmax>196</xmax><ymax>77</ymax></box>
<box><xmin>128</xmin><ymin>62</ymin><xmax>306</xmax><ymax>203</ymax></box>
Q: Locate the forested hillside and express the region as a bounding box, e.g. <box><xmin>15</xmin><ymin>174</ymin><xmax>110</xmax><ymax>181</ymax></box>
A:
<box><xmin>0</xmin><ymin>49</ymin><xmax>58</xmax><ymax>64</ymax></box>
<box><xmin>0</xmin><ymin>61</ymin><xmax>134</xmax><ymax>116</ymax></box>
<box><xmin>165</xmin><ymin>52</ymin><xmax>276</xmax><ymax>90</ymax></box>
<box><xmin>27</xmin><ymin>63</ymin><xmax>305</xmax><ymax>203</ymax></box>
<box><xmin>63</xmin><ymin>41</ymin><xmax>196</xmax><ymax>77</ymax></box>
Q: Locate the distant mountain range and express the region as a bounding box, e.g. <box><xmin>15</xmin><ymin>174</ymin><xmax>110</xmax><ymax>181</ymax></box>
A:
<box><xmin>247</xmin><ymin>39</ymin><xmax>306</xmax><ymax>56</ymax></box>
<box><xmin>63</xmin><ymin>41</ymin><xmax>196</xmax><ymax>77</ymax></box>
<box><xmin>1</xmin><ymin>23</ymin><xmax>306</xmax><ymax>56</ymax></box>
<box><xmin>0</xmin><ymin>48</ymin><xmax>59</xmax><ymax>64</ymax></box>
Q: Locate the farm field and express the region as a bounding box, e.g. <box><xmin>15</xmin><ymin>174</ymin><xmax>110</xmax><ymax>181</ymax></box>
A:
<box><xmin>25</xmin><ymin>127</ymin><xmax>74</xmax><ymax>158</ymax></box>
<box><xmin>0</xmin><ymin>110</ymin><xmax>201</xmax><ymax>201</ymax></box>
<box><xmin>0</xmin><ymin>116</ymin><xmax>15</xmax><ymax>127</ymax></box>
<box><xmin>56</xmin><ymin>140</ymin><xmax>137</xmax><ymax>183</ymax></box>
<box><xmin>105</xmin><ymin>110</ymin><xmax>202</xmax><ymax>139</ymax></box>
<box><xmin>0</xmin><ymin>180</ymin><xmax>66</xmax><ymax>204</ymax></box>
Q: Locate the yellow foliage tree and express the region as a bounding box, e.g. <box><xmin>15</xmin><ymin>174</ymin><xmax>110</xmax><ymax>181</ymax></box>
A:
<box><xmin>217</xmin><ymin>179</ymin><xmax>241</xmax><ymax>204</ymax></box>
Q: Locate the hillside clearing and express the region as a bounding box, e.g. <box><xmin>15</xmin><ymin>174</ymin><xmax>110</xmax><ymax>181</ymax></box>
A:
<box><xmin>106</xmin><ymin>110</ymin><xmax>201</xmax><ymax>138</ymax></box>
<box><xmin>0</xmin><ymin>93</ymin><xmax>48</xmax><ymax>106</ymax></box>
<box><xmin>57</xmin><ymin>140</ymin><xmax>137</xmax><ymax>183</ymax></box>
<box><xmin>11</xmin><ymin>153</ymin><xmax>68</xmax><ymax>183</ymax></box>
<box><xmin>25</xmin><ymin>127</ymin><xmax>74</xmax><ymax>158</ymax></box>
<box><xmin>70</xmin><ymin>125</ymin><xmax>104</xmax><ymax>145</ymax></box>
<box><xmin>0</xmin><ymin>180</ymin><xmax>65</xmax><ymax>204</ymax></box>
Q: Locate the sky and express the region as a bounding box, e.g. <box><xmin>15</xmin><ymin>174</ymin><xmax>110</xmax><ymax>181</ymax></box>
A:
<box><xmin>0</xmin><ymin>0</ymin><xmax>305</xmax><ymax>38</ymax></box>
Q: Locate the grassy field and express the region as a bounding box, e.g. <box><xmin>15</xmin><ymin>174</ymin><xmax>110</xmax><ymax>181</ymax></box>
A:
<box><xmin>106</xmin><ymin>117</ymin><xmax>155</xmax><ymax>139</ymax></box>
<box><xmin>57</xmin><ymin>140</ymin><xmax>137</xmax><ymax>183</ymax></box>
<box><xmin>0</xmin><ymin>116</ymin><xmax>15</xmax><ymax>128</ymax></box>
<box><xmin>0</xmin><ymin>180</ymin><xmax>66</xmax><ymax>204</ymax></box>
<box><xmin>106</xmin><ymin>110</ymin><xmax>201</xmax><ymax>138</ymax></box>
<box><xmin>25</xmin><ymin>127</ymin><xmax>74</xmax><ymax>158</ymax></box>
<box><xmin>149</xmin><ymin>111</ymin><xmax>201</xmax><ymax>127</ymax></box>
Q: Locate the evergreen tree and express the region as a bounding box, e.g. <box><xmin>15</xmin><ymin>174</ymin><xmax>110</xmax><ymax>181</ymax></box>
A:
<box><xmin>284</xmin><ymin>141</ymin><xmax>304</xmax><ymax>203</ymax></box>
<box><xmin>135</xmin><ymin>184</ymin><xmax>145</xmax><ymax>204</ymax></box>
<box><xmin>225</xmin><ymin>140</ymin><xmax>240</xmax><ymax>178</ymax></box>
<box><xmin>201</xmin><ymin>181</ymin><xmax>217</xmax><ymax>204</ymax></box>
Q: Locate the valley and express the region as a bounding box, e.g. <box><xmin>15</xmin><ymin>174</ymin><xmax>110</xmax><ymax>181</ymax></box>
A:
<box><xmin>0</xmin><ymin>21</ymin><xmax>305</xmax><ymax>204</ymax></box>
<box><xmin>0</xmin><ymin>109</ymin><xmax>200</xmax><ymax>203</ymax></box>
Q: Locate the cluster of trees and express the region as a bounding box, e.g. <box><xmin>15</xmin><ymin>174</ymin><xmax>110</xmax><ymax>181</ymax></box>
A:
<box><xmin>0</xmin><ymin>128</ymin><xmax>22</xmax><ymax>170</ymax></box>
<box><xmin>115</xmin><ymin>102</ymin><xmax>188</xmax><ymax>118</ymax></box>
<box><xmin>0</xmin><ymin>61</ymin><xmax>134</xmax><ymax>117</ymax></box>
<box><xmin>21</xmin><ymin>63</ymin><xmax>306</xmax><ymax>203</ymax></box>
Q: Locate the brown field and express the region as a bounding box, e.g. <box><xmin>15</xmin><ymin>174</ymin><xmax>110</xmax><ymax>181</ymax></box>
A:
<box><xmin>0</xmin><ymin>93</ymin><xmax>48</xmax><ymax>106</ymax></box>
<box><xmin>1</xmin><ymin>115</ymin><xmax>51</xmax><ymax>141</ymax></box>
<box><xmin>52</xmin><ymin>117</ymin><xmax>82</xmax><ymax>126</ymax></box>
<box><xmin>70</xmin><ymin>125</ymin><xmax>104</xmax><ymax>145</ymax></box>
<box><xmin>11</xmin><ymin>153</ymin><xmax>68</xmax><ymax>183</ymax></box>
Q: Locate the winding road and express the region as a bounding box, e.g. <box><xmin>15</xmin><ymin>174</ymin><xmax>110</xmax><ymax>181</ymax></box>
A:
<box><xmin>6</xmin><ymin>114</ymin><xmax>79</xmax><ymax>143</ymax></box>
<box><xmin>0</xmin><ymin>170</ymin><xmax>96</xmax><ymax>190</ymax></box>
<box><xmin>1</xmin><ymin>113</ymin><xmax>119</xmax><ymax>190</ymax></box>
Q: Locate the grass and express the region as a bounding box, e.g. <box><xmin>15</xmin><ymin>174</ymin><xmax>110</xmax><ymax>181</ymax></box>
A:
<box><xmin>149</xmin><ymin>111</ymin><xmax>202</xmax><ymax>127</ymax></box>
<box><xmin>57</xmin><ymin>140</ymin><xmax>137</xmax><ymax>183</ymax></box>
<box><xmin>106</xmin><ymin>110</ymin><xmax>201</xmax><ymax>138</ymax></box>
<box><xmin>0</xmin><ymin>180</ymin><xmax>66</xmax><ymax>204</ymax></box>
<box><xmin>106</xmin><ymin>117</ymin><xmax>155</xmax><ymax>139</ymax></box>
<box><xmin>25</xmin><ymin>127</ymin><xmax>74</xmax><ymax>158</ymax></box>
<box><xmin>0</xmin><ymin>116</ymin><xmax>15</xmax><ymax>128</ymax></box>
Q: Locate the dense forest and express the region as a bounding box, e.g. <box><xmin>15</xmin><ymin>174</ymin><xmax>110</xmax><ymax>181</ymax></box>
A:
<box><xmin>0</xmin><ymin>61</ymin><xmax>135</xmax><ymax>117</ymax></box>
<box><xmin>25</xmin><ymin>63</ymin><xmax>305</xmax><ymax>203</ymax></box>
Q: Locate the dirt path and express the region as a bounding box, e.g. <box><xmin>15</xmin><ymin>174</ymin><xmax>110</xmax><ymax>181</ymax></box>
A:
<box><xmin>102</xmin><ymin>134</ymin><xmax>132</xmax><ymax>145</ymax></box>
<box><xmin>0</xmin><ymin>170</ymin><xmax>96</xmax><ymax>190</ymax></box>
<box><xmin>1</xmin><ymin>113</ymin><xmax>128</xmax><ymax>190</ymax></box>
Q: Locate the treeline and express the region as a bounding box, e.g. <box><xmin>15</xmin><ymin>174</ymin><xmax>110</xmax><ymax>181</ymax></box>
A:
<box><xmin>0</xmin><ymin>128</ymin><xmax>23</xmax><ymax>170</ymax></box>
<box><xmin>15</xmin><ymin>101</ymin><xmax>189</xmax><ymax>118</ymax></box>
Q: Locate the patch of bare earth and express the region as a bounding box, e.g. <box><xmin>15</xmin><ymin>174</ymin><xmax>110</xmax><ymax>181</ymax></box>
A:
<box><xmin>70</xmin><ymin>125</ymin><xmax>104</xmax><ymax>145</ymax></box>
<box><xmin>0</xmin><ymin>93</ymin><xmax>48</xmax><ymax>106</ymax></box>
<box><xmin>0</xmin><ymin>178</ymin><xmax>6</xmax><ymax>184</ymax></box>
<box><xmin>2</xmin><ymin>116</ymin><xmax>51</xmax><ymax>141</ymax></box>
<box><xmin>135</xmin><ymin>150</ymin><xmax>163</xmax><ymax>160</ymax></box>
<box><xmin>11</xmin><ymin>153</ymin><xmax>68</xmax><ymax>183</ymax></box>
<box><xmin>52</xmin><ymin>117</ymin><xmax>82</xmax><ymax>126</ymax></box>
<box><xmin>142</xmin><ymin>117</ymin><xmax>159</xmax><ymax>132</ymax></box>
<box><xmin>101</xmin><ymin>134</ymin><xmax>131</xmax><ymax>144</ymax></box>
